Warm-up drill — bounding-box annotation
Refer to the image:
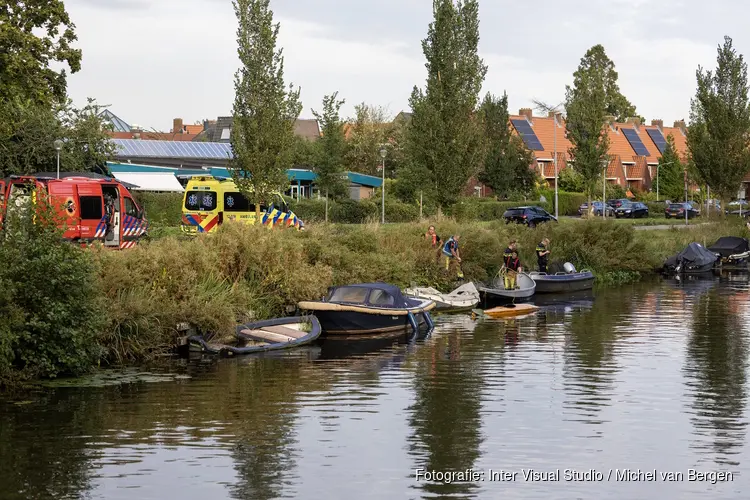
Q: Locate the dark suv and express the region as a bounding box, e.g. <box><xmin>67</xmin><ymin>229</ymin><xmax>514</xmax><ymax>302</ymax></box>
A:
<box><xmin>502</xmin><ymin>206</ymin><xmax>558</xmax><ymax>228</ymax></box>
<box><xmin>665</xmin><ymin>202</ymin><xmax>699</xmax><ymax>219</ymax></box>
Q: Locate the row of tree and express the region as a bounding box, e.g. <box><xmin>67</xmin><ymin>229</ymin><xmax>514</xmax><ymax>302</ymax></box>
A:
<box><xmin>4</xmin><ymin>1</ymin><xmax>749</xmax><ymax>216</ymax></box>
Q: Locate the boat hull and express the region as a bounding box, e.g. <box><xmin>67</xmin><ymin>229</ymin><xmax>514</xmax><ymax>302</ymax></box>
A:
<box><xmin>480</xmin><ymin>303</ymin><xmax>539</xmax><ymax>318</ymax></box>
<box><xmin>312</xmin><ymin>309</ymin><xmax>425</xmax><ymax>335</ymax></box>
<box><xmin>529</xmin><ymin>272</ymin><xmax>595</xmax><ymax>293</ymax></box>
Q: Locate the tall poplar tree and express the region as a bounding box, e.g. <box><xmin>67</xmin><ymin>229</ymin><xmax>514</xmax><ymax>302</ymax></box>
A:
<box><xmin>312</xmin><ymin>92</ymin><xmax>348</xmax><ymax>221</ymax></box>
<box><xmin>688</xmin><ymin>36</ymin><xmax>750</xmax><ymax>212</ymax></box>
<box><xmin>573</xmin><ymin>45</ymin><xmax>638</xmax><ymax>122</ymax></box>
<box><xmin>406</xmin><ymin>0</ymin><xmax>487</xmax><ymax>210</ymax></box>
<box><xmin>565</xmin><ymin>46</ymin><xmax>612</xmax><ymax>210</ymax></box>
<box><xmin>230</xmin><ymin>0</ymin><xmax>302</xmax><ymax>220</ymax></box>
<box><xmin>478</xmin><ymin>92</ymin><xmax>536</xmax><ymax>197</ymax></box>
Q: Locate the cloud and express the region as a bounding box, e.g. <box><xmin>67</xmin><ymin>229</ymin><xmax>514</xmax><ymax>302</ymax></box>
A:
<box><xmin>61</xmin><ymin>0</ymin><xmax>745</xmax><ymax>131</ymax></box>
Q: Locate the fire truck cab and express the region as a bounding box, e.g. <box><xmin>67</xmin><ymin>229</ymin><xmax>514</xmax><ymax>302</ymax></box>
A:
<box><xmin>1</xmin><ymin>175</ymin><xmax>148</xmax><ymax>249</ymax></box>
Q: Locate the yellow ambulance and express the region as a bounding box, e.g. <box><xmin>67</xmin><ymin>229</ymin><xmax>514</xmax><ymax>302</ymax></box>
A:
<box><xmin>180</xmin><ymin>176</ymin><xmax>302</xmax><ymax>233</ymax></box>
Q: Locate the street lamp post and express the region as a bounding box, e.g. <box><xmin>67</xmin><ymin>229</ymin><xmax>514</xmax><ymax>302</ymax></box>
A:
<box><xmin>684</xmin><ymin>169</ymin><xmax>690</xmax><ymax>226</ymax></box>
<box><xmin>54</xmin><ymin>139</ymin><xmax>63</xmax><ymax>179</ymax></box>
<box><xmin>379</xmin><ymin>147</ymin><xmax>387</xmax><ymax>224</ymax></box>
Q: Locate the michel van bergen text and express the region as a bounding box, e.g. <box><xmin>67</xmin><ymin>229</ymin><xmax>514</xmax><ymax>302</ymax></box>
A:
<box><xmin>414</xmin><ymin>468</ymin><xmax>734</xmax><ymax>484</ymax></box>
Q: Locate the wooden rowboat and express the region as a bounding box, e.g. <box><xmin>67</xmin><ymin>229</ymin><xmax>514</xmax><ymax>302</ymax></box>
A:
<box><xmin>189</xmin><ymin>316</ymin><xmax>321</xmax><ymax>356</ymax></box>
<box><xmin>473</xmin><ymin>303</ymin><xmax>539</xmax><ymax>318</ymax></box>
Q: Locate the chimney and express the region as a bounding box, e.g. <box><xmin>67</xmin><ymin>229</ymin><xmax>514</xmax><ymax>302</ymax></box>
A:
<box><xmin>203</xmin><ymin>119</ymin><xmax>209</xmax><ymax>132</ymax></box>
<box><xmin>173</xmin><ymin>118</ymin><xmax>184</xmax><ymax>134</ymax></box>
<box><xmin>651</xmin><ymin>119</ymin><xmax>663</xmax><ymax>130</ymax></box>
<box><xmin>519</xmin><ymin>108</ymin><xmax>533</xmax><ymax>122</ymax></box>
<box><xmin>604</xmin><ymin>115</ymin><xmax>616</xmax><ymax>129</ymax></box>
<box><xmin>674</xmin><ymin>120</ymin><xmax>686</xmax><ymax>133</ymax></box>
<box><xmin>625</xmin><ymin>117</ymin><xmax>641</xmax><ymax>126</ymax></box>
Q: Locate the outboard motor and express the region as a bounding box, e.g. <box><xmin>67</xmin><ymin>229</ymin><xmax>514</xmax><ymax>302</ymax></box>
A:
<box><xmin>563</xmin><ymin>262</ymin><xmax>577</xmax><ymax>274</ymax></box>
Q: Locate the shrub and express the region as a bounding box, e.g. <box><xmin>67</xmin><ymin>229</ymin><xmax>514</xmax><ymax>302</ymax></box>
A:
<box><xmin>132</xmin><ymin>192</ymin><xmax>183</xmax><ymax>228</ymax></box>
<box><xmin>0</xmin><ymin>208</ymin><xmax>105</xmax><ymax>385</ymax></box>
<box><xmin>385</xmin><ymin>201</ymin><xmax>420</xmax><ymax>222</ymax></box>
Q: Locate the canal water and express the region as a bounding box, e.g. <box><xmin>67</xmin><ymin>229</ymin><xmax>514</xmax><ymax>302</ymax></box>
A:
<box><xmin>2</xmin><ymin>275</ymin><xmax>750</xmax><ymax>499</ymax></box>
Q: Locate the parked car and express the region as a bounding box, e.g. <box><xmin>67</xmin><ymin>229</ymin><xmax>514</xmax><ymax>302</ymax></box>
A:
<box><xmin>725</xmin><ymin>200</ymin><xmax>749</xmax><ymax>216</ymax></box>
<box><xmin>606</xmin><ymin>198</ymin><xmax>631</xmax><ymax>209</ymax></box>
<box><xmin>615</xmin><ymin>201</ymin><xmax>649</xmax><ymax>218</ymax></box>
<box><xmin>578</xmin><ymin>201</ymin><xmax>615</xmax><ymax>217</ymax></box>
<box><xmin>665</xmin><ymin>202</ymin><xmax>700</xmax><ymax>219</ymax></box>
<box><xmin>502</xmin><ymin>206</ymin><xmax>558</xmax><ymax>228</ymax></box>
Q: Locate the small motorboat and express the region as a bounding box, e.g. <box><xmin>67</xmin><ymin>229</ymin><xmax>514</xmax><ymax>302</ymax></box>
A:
<box><xmin>188</xmin><ymin>316</ymin><xmax>321</xmax><ymax>357</ymax></box>
<box><xmin>473</xmin><ymin>303</ymin><xmax>539</xmax><ymax>319</ymax></box>
<box><xmin>528</xmin><ymin>262</ymin><xmax>595</xmax><ymax>293</ymax></box>
<box><xmin>403</xmin><ymin>282</ymin><xmax>479</xmax><ymax>312</ymax></box>
<box><xmin>298</xmin><ymin>283</ymin><xmax>435</xmax><ymax>336</ymax></box>
<box><xmin>663</xmin><ymin>242</ymin><xmax>718</xmax><ymax>275</ymax></box>
<box><xmin>708</xmin><ymin>236</ymin><xmax>750</xmax><ymax>270</ymax></box>
<box><xmin>477</xmin><ymin>272</ymin><xmax>535</xmax><ymax>305</ymax></box>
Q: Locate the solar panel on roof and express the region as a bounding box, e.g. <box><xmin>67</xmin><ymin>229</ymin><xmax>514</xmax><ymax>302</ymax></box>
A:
<box><xmin>111</xmin><ymin>139</ymin><xmax>237</xmax><ymax>159</ymax></box>
<box><xmin>621</xmin><ymin>128</ymin><xmax>650</xmax><ymax>156</ymax></box>
<box><xmin>646</xmin><ymin>128</ymin><xmax>667</xmax><ymax>154</ymax></box>
<box><xmin>510</xmin><ymin>119</ymin><xmax>544</xmax><ymax>151</ymax></box>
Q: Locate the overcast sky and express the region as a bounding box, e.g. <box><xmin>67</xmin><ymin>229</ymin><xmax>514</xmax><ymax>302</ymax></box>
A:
<box><xmin>64</xmin><ymin>0</ymin><xmax>739</xmax><ymax>131</ymax></box>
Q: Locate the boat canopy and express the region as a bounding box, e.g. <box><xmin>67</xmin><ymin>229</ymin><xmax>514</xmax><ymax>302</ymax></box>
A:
<box><xmin>664</xmin><ymin>242</ymin><xmax>718</xmax><ymax>269</ymax></box>
<box><xmin>326</xmin><ymin>283</ymin><xmax>415</xmax><ymax>308</ymax></box>
<box><xmin>708</xmin><ymin>236</ymin><xmax>750</xmax><ymax>257</ymax></box>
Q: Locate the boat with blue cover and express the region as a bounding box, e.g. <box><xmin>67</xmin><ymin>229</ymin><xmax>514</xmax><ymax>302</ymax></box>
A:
<box><xmin>298</xmin><ymin>283</ymin><xmax>435</xmax><ymax>336</ymax></box>
<box><xmin>528</xmin><ymin>263</ymin><xmax>595</xmax><ymax>293</ymax></box>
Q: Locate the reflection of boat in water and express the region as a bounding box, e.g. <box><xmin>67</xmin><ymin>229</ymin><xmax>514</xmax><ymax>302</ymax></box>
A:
<box><xmin>531</xmin><ymin>290</ymin><xmax>595</xmax><ymax>315</ymax></box>
<box><xmin>663</xmin><ymin>274</ymin><xmax>719</xmax><ymax>297</ymax></box>
<box><xmin>433</xmin><ymin>312</ymin><xmax>479</xmax><ymax>333</ymax></box>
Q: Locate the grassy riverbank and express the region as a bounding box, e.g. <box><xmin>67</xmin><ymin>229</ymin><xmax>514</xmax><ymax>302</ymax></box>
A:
<box><xmin>1</xmin><ymin>216</ymin><xmax>747</xmax><ymax>387</ymax></box>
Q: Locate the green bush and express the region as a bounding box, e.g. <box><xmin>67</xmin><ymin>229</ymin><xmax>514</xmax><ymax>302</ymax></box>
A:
<box><xmin>539</xmin><ymin>190</ymin><xmax>587</xmax><ymax>216</ymax></box>
<box><xmin>132</xmin><ymin>192</ymin><xmax>183</xmax><ymax>228</ymax></box>
<box><xmin>332</xmin><ymin>199</ymin><xmax>378</xmax><ymax>223</ymax></box>
<box><xmin>291</xmin><ymin>199</ymin><xmax>327</xmax><ymax>223</ymax></box>
<box><xmin>0</xmin><ymin>208</ymin><xmax>105</xmax><ymax>386</ymax></box>
<box><xmin>385</xmin><ymin>201</ymin><xmax>420</xmax><ymax>222</ymax></box>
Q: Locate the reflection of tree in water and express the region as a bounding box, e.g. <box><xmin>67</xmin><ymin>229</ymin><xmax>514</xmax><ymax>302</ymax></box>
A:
<box><xmin>0</xmin><ymin>391</ymin><xmax>97</xmax><ymax>499</ymax></box>
<box><xmin>407</xmin><ymin>325</ymin><xmax>495</xmax><ymax>498</ymax></box>
<box><xmin>562</xmin><ymin>288</ymin><xmax>635</xmax><ymax>423</ymax></box>
<box><xmin>684</xmin><ymin>289</ymin><xmax>748</xmax><ymax>466</ymax></box>
<box><xmin>0</xmin><ymin>356</ymin><xmax>324</xmax><ymax>500</ymax></box>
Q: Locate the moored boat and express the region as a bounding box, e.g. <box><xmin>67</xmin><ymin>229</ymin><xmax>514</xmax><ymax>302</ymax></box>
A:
<box><xmin>477</xmin><ymin>272</ymin><xmax>535</xmax><ymax>305</ymax></box>
<box><xmin>708</xmin><ymin>236</ymin><xmax>750</xmax><ymax>270</ymax></box>
<box><xmin>528</xmin><ymin>263</ymin><xmax>595</xmax><ymax>293</ymax></box>
<box><xmin>663</xmin><ymin>242</ymin><xmax>718</xmax><ymax>275</ymax></box>
<box><xmin>298</xmin><ymin>283</ymin><xmax>435</xmax><ymax>336</ymax></box>
<box><xmin>188</xmin><ymin>315</ymin><xmax>321</xmax><ymax>357</ymax></box>
<box><xmin>403</xmin><ymin>282</ymin><xmax>479</xmax><ymax>312</ymax></box>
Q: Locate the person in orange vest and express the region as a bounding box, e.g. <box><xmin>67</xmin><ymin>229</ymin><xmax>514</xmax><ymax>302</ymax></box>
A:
<box><xmin>425</xmin><ymin>225</ymin><xmax>442</xmax><ymax>262</ymax></box>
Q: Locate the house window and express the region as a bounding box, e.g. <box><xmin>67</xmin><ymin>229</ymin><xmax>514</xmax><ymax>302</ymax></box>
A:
<box><xmin>220</xmin><ymin>128</ymin><xmax>230</xmax><ymax>140</ymax></box>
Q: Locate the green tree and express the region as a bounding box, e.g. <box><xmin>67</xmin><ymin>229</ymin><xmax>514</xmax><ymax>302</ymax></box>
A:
<box><xmin>557</xmin><ymin>166</ymin><xmax>585</xmax><ymax>193</ymax></box>
<box><xmin>0</xmin><ymin>98</ymin><xmax>116</xmax><ymax>177</ymax></box>
<box><xmin>406</xmin><ymin>0</ymin><xmax>487</xmax><ymax>211</ymax></box>
<box><xmin>311</xmin><ymin>92</ymin><xmax>348</xmax><ymax>221</ymax></box>
<box><xmin>290</xmin><ymin>134</ymin><xmax>316</xmax><ymax>168</ymax></box>
<box><xmin>573</xmin><ymin>45</ymin><xmax>638</xmax><ymax>122</ymax></box>
<box><xmin>0</xmin><ymin>0</ymin><xmax>82</xmax><ymax>106</ymax></box>
<box><xmin>688</xmin><ymin>36</ymin><xmax>750</xmax><ymax>212</ymax></box>
<box><xmin>478</xmin><ymin>92</ymin><xmax>536</xmax><ymax>198</ymax></box>
<box><xmin>230</xmin><ymin>0</ymin><xmax>302</xmax><ymax>220</ymax></box>
<box><xmin>655</xmin><ymin>134</ymin><xmax>685</xmax><ymax>201</ymax></box>
<box><xmin>345</xmin><ymin>103</ymin><xmax>391</xmax><ymax>176</ymax></box>
<box><xmin>61</xmin><ymin>98</ymin><xmax>118</xmax><ymax>173</ymax></box>
<box><xmin>565</xmin><ymin>46</ymin><xmax>612</xmax><ymax>211</ymax></box>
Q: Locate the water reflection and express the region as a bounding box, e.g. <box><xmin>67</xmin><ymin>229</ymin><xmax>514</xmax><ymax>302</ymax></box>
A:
<box><xmin>684</xmin><ymin>283</ymin><xmax>750</xmax><ymax>467</ymax></box>
<box><xmin>3</xmin><ymin>280</ymin><xmax>750</xmax><ymax>498</ymax></box>
<box><xmin>561</xmin><ymin>287</ymin><xmax>634</xmax><ymax>426</ymax></box>
<box><xmin>407</xmin><ymin>327</ymin><xmax>484</xmax><ymax>498</ymax></box>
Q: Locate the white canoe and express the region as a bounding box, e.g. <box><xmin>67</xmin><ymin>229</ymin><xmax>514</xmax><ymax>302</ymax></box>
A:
<box><xmin>403</xmin><ymin>282</ymin><xmax>480</xmax><ymax>311</ymax></box>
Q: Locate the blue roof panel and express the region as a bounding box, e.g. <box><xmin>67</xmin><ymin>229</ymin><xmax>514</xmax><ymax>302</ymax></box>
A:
<box><xmin>621</xmin><ymin>128</ymin><xmax>650</xmax><ymax>156</ymax></box>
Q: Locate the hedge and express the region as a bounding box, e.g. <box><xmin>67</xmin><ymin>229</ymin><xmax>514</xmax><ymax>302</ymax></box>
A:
<box><xmin>132</xmin><ymin>192</ymin><xmax>183</xmax><ymax>228</ymax></box>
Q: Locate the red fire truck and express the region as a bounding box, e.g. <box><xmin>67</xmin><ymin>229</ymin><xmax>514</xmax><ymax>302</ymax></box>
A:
<box><xmin>0</xmin><ymin>175</ymin><xmax>148</xmax><ymax>249</ymax></box>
